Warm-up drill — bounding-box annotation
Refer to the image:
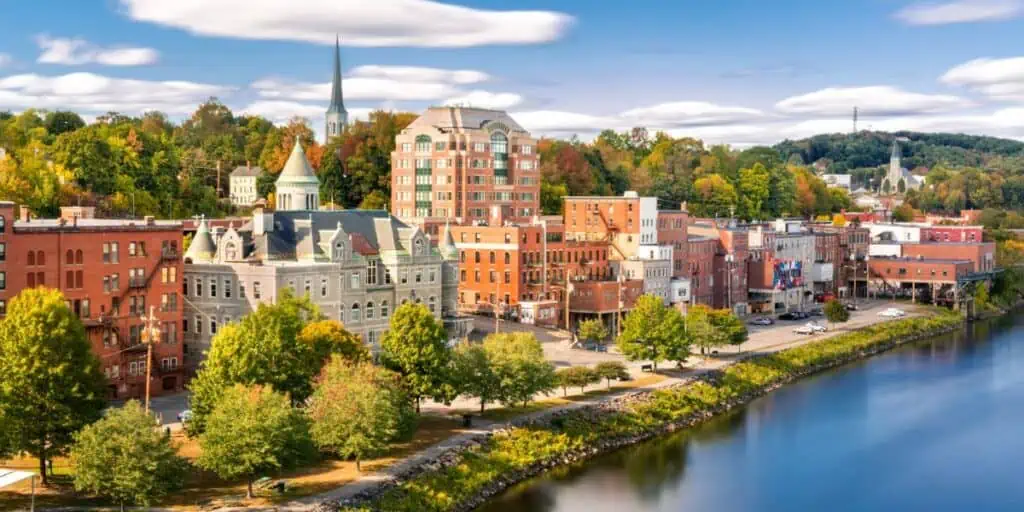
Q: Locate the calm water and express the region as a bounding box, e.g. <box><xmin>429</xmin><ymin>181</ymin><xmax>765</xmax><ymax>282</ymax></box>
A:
<box><xmin>480</xmin><ymin>314</ymin><xmax>1024</xmax><ymax>512</ymax></box>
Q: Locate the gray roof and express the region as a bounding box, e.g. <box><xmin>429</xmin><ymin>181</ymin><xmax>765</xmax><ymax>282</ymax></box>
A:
<box><xmin>327</xmin><ymin>37</ymin><xmax>346</xmax><ymax>115</ymax></box>
<box><xmin>185</xmin><ymin>217</ymin><xmax>217</xmax><ymax>263</ymax></box>
<box><xmin>276</xmin><ymin>139</ymin><xmax>319</xmax><ymax>186</ymax></box>
<box><xmin>231</xmin><ymin>166</ymin><xmax>263</xmax><ymax>177</ymax></box>
<box><xmin>244</xmin><ymin>210</ymin><xmax>413</xmax><ymax>261</ymax></box>
<box><xmin>404</xmin><ymin>107</ymin><xmax>528</xmax><ymax>135</ymax></box>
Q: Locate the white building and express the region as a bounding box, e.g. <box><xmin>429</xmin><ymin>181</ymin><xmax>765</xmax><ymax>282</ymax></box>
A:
<box><xmin>821</xmin><ymin>174</ymin><xmax>852</xmax><ymax>190</ymax></box>
<box><xmin>865</xmin><ymin>223</ymin><xmax>921</xmax><ymax>243</ymax></box>
<box><xmin>229</xmin><ymin>165</ymin><xmax>262</xmax><ymax>207</ymax></box>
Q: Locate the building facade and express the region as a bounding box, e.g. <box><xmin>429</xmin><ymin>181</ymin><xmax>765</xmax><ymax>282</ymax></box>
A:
<box><xmin>183</xmin><ymin>142</ymin><xmax>469</xmax><ymax>366</ymax></box>
<box><xmin>229</xmin><ymin>165</ymin><xmax>262</xmax><ymax>207</ymax></box>
<box><xmin>0</xmin><ymin>202</ymin><xmax>185</xmax><ymax>399</ymax></box>
<box><xmin>391</xmin><ymin>107</ymin><xmax>539</xmax><ymax>225</ymax></box>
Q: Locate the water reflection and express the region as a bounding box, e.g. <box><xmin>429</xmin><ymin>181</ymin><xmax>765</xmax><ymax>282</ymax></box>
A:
<box><xmin>480</xmin><ymin>314</ymin><xmax>1024</xmax><ymax>512</ymax></box>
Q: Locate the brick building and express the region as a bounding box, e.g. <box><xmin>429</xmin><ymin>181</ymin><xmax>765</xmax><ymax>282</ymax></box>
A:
<box><xmin>687</xmin><ymin>235</ymin><xmax>717</xmax><ymax>307</ymax></box>
<box><xmin>920</xmin><ymin>225</ymin><xmax>984</xmax><ymax>243</ymax></box>
<box><xmin>901</xmin><ymin>242</ymin><xmax>995</xmax><ymax>273</ymax></box>
<box><xmin>563</xmin><ymin>192</ymin><xmax>660</xmax><ymax>260</ymax></box>
<box><xmin>391</xmin><ymin>107</ymin><xmax>539</xmax><ymax>225</ymax></box>
<box><xmin>866</xmin><ymin>257</ymin><xmax>974</xmax><ymax>304</ymax></box>
<box><xmin>0</xmin><ymin>202</ymin><xmax>184</xmax><ymax>400</ymax></box>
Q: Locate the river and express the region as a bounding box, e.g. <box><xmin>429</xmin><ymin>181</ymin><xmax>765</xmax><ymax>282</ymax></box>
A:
<box><xmin>480</xmin><ymin>313</ymin><xmax>1024</xmax><ymax>512</ymax></box>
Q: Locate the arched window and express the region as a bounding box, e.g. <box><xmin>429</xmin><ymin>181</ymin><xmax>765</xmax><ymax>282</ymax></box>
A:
<box><xmin>27</xmin><ymin>251</ymin><xmax>34</xmax><ymax>266</ymax></box>
<box><xmin>414</xmin><ymin>238</ymin><xmax>424</xmax><ymax>255</ymax></box>
<box><xmin>225</xmin><ymin>242</ymin><xmax>238</xmax><ymax>261</ymax></box>
<box><xmin>66</xmin><ymin>250</ymin><xmax>74</xmax><ymax>265</ymax></box>
<box><xmin>75</xmin><ymin>250</ymin><xmax>83</xmax><ymax>264</ymax></box>
<box><xmin>350</xmin><ymin>303</ymin><xmax>361</xmax><ymax>323</ymax></box>
<box><xmin>37</xmin><ymin>251</ymin><xmax>44</xmax><ymax>266</ymax></box>
<box><xmin>415</xmin><ymin>135</ymin><xmax>432</xmax><ymax>153</ymax></box>
<box><xmin>366</xmin><ymin>301</ymin><xmax>375</xmax><ymax>320</ymax></box>
<box><xmin>428</xmin><ymin>296</ymin><xmax>437</xmax><ymax>313</ymax></box>
<box><xmin>334</xmin><ymin>242</ymin><xmax>345</xmax><ymax>261</ymax></box>
<box><xmin>381</xmin><ymin>300</ymin><xmax>389</xmax><ymax>319</ymax></box>
<box><xmin>0</xmin><ymin>215</ymin><xmax>5</xmax><ymax>232</ymax></box>
<box><xmin>490</xmin><ymin>132</ymin><xmax>508</xmax><ymax>154</ymax></box>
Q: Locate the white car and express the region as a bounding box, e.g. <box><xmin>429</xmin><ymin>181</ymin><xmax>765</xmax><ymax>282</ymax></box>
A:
<box><xmin>793</xmin><ymin>324</ymin><xmax>815</xmax><ymax>335</ymax></box>
<box><xmin>877</xmin><ymin>308</ymin><xmax>906</xmax><ymax>318</ymax></box>
<box><xmin>806</xmin><ymin>322</ymin><xmax>827</xmax><ymax>333</ymax></box>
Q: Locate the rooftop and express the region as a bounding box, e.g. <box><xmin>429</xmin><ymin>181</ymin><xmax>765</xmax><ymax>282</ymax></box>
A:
<box><xmin>14</xmin><ymin>218</ymin><xmax>182</xmax><ymax>232</ymax></box>
<box><xmin>869</xmin><ymin>256</ymin><xmax>973</xmax><ymax>264</ymax></box>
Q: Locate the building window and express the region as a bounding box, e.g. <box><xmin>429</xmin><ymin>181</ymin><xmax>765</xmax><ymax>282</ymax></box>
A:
<box><xmin>129</xmin><ymin>242</ymin><xmax>137</xmax><ymax>257</ymax></box>
<box><xmin>304</xmin><ymin>278</ymin><xmax>312</xmax><ymax>296</ymax></box>
<box><xmin>195</xmin><ymin>315</ymin><xmax>202</xmax><ymax>335</ymax></box>
<box><xmin>428</xmin><ymin>296</ymin><xmax>437</xmax><ymax>313</ymax></box>
<box><xmin>415</xmin><ymin>135</ymin><xmax>431</xmax><ymax>153</ymax></box>
<box><xmin>224</xmin><ymin>278</ymin><xmax>232</xmax><ymax>298</ymax></box>
<box><xmin>110</xmin><ymin>242</ymin><xmax>119</xmax><ymax>263</ymax></box>
<box><xmin>351</xmin><ymin>303</ymin><xmax>361</xmax><ymax>323</ymax></box>
<box><xmin>366</xmin><ymin>301</ymin><xmax>375</xmax><ymax>320</ymax></box>
<box><xmin>27</xmin><ymin>251</ymin><xmax>35</xmax><ymax>266</ymax></box>
<box><xmin>210</xmin><ymin>279</ymin><xmax>218</xmax><ymax>298</ymax></box>
<box><xmin>210</xmin><ymin>318</ymin><xmax>217</xmax><ymax>335</ymax></box>
<box><xmin>381</xmin><ymin>300</ymin><xmax>389</xmax><ymax>319</ymax></box>
<box><xmin>0</xmin><ymin>215</ymin><xmax>4</xmax><ymax>232</ymax></box>
<box><xmin>321</xmin><ymin>277</ymin><xmax>328</xmax><ymax>297</ymax></box>
<box><xmin>195</xmin><ymin>278</ymin><xmax>203</xmax><ymax>297</ymax></box>
<box><xmin>253</xmin><ymin>281</ymin><xmax>261</xmax><ymax>299</ymax></box>
<box><xmin>350</xmin><ymin>272</ymin><xmax>360</xmax><ymax>290</ymax></box>
<box><xmin>367</xmin><ymin>260</ymin><xmax>378</xmax><ymax>285</ymax></box>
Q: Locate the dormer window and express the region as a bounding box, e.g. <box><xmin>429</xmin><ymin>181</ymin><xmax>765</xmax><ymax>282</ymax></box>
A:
<box><xmin>414</xmin><ymin>238</ymin><xmax>424</xmax><ymax>255</ymax></box>
<box><xmin>334</xmin><ymin>242</ymin><xmax>345</xmax><ymax>260</ymax></box>
<box><xmin>224</xmin><ymin>242</ymin><xmax>238</xmax><ymax>261</ymax></box>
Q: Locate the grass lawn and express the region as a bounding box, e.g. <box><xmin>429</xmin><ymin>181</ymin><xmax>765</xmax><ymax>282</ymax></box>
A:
<box><xmin>0</xmin><ymin>415</ymin><xmax>470</xmax><ymax>510</ymax></box>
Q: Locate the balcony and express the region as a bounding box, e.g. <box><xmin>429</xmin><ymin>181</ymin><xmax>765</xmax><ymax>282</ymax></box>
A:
<box><xmin>161</xmin><ymin>248</ymin><xmax>179</xmax><ymax>261</ymax></box>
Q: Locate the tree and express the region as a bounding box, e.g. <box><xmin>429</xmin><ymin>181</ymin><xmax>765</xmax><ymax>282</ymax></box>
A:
<box><xmin>577</xmin><ymin>318</ymin><xmax>609</xmax><ymax>345</ymax></box>
<box><xmin>557</xmin><ymin>366</ymin><xmax>600</xmax><ymax>395</ymax></box>
<box><xmin>188</xmin><ymin>290</ymin><xmax>324</xmax><ymax>434</ymax></box>
<box><xmin>380</xmin><ymin>303</ymin><xmax>454</xmax><ymax>412</ymax></box>
<box><xmin>892</xmin><ymin>203</ymin><xmax>916</xmax><ymax>222</ymax></box>
<box><xmin>686</xmin><ymin>305</ymin><xmax>729</xmax><ymax>356</ymax></box>
<box><xmin>197</xmin><ymin>384</ymin><xmax>313</xmax><ymax>499</ymax></box>
<box><xmin>616</xmin><ymin>295</ymin><xmax>689</xmax><ymax>370</ymax></box>
<box><xmin>0</xmin><ymin>288</ymin><xmax>106</xmax><ymax>485</ymax></box>
<box><xmin>824</xmin><ymin>299</ymin><xmax>850</xmax><ymax>328</ymax></box>
<box><xmin>71</xmin><ymin>401</ymin><xmax>188</xmax><ymax>510</ymax></box>
<box><xmin>707</xmin><ymin>308</ymin><xmax>749</xmax><ymax>353</ymax></box>
<box><xmin>692</xmin><ymin>174</ymin><xmax>738</xmax><ymax>218</ymax></box>
<box><xmin>307</xmin><ymin>358</ymin><xmax>414</xmax><ymax>471</ymax></box>
<box><xmin>483</xmin><ymin>332</ymin><xmax>557</xmax><ymax>407</ymax></box>
<box><xmin>358</xmin><ymin>190</ymin><xmax>389</xmax><ymax>210</ymax></box>
<box><xmin>595</xmin><ymin>361</ymin><xmax>630</xmax><ymax>389</ymax></box>
<box><xmin>452</xmin><ymin>342</ymin><xmax>501</xmax><ymax>413</ymax></box>
<box><xmin>297</xmin><ymin>320</ymin><xmax>370</xmax><ymax>366</ymax></box>
<box><xmin>44</xmin><ymin>111</ymin><xmax>85</xmax><ymax>136</ymax></box>
<box><xmin>737</xmin><ymin>163</ymin><xmax>770</xmax><ymax>221</ymax></box>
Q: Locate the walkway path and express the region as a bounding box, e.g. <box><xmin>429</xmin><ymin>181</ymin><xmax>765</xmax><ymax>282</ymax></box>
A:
<box><xmin>291</xmin><ymin>300</ymin><xmax>925</xmax><ymax>509</ymax></box>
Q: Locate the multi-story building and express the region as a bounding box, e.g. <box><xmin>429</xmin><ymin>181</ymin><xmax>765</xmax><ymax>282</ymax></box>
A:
<box><xmin>229</xmin><ymin>165</ymin><xmax>262</xmax><ymax>207</ymax></box>
<box><xmin>901</xmin><ymin>242</ymin><xmax>996</xmax><ymax>273</ymax></box>
<box><xmin>183</xmin><ymin>142</ymin><xmax>471</xmax><ymax>365</ymax></box>
<box><xmin>0</xmin><ymin>202</ymin><xmax>184</xmax><ymax>399</ymax></box>
<box><xmin>920</xmin><ymin>225</ymin><xmax>984</xmax><ymax>243</ymax></box>
<box><xmin>564</xmin><ymin>191</ymin><xmax>659</xmax><ymax>260</ymax></box>
<box><xmin>866</xmin><ymin>257</ymin><xmax>973</xmax><ymax>304</ymax></box>
<box><xmin>810</xmin><ymin>230</ymin><xmax>840</xmax><ymax>297</ymax></box>
<box><xmin>687</xmin><ymin>235</ymin><xmax>717</xmax><ymax>307</ymax></box>
<box><xmin>391</xmin><ymin>107</ymin><xmax>539</xmax><ymax>226</ymax></box>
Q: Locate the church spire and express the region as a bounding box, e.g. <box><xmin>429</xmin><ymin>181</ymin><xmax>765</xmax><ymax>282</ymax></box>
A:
<box><xmin>325</xmin><ymin>35</ymin><xmax>348</xmax><ymax>141</ymax></box>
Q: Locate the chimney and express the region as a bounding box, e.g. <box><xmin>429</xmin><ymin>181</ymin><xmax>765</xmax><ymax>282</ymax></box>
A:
<box><xmin>144</xmin><ymin>215</ymin><xmax>155</xmax><ymax>226</ymax></box>
<box><xmin>18</xmin><ymin>207</ymin><xmax>31</xmax><ymax>222</ymax></box>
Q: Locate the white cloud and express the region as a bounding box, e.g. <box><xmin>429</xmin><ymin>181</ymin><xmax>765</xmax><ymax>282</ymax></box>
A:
<box><xmin>941</xmin><ymin>56</ymin><xmax>1024</xmax><ymax>101</ymax></box>
<box><xmin>444</xmin><ymin>91</ymin><xmax>523</xmax><ymax>110</ymax></box>
<box><xmin>0</xmin><ymin>72</ymin><xmax>230</xmax><ymax>114</ymax></box>
<box><xmin>0</xmin><ymin>54</ymin><xmax>10</xmax><ymax>68</ymax></box>
<box><xmin>510</xmin><ymin>110</ymin><xmax>618</xmax><ymax>136</ymax></box>
<box><xmin>350</xmin><ymin>65</ymin><xmax>488</xmax><ymax>85</ymax></box>
<box><xmin>775</xmin><ymin>86</ymin><xmax>971</xmax><ymax>116</ymax></box>
<box><xmin>36</xmin><ymin>35</ymin><xmax>159</xmax><ymax>66</ymax></box>
<box><xmin>253</xmin><ymin>77</ymin><xmax>460</xmax><ymax>102</ymax></box>
<box><xmin>240</xmin><ymin>100</ymin><xmax>372</xmax><ymax>125</ymax></box>
<box><xmin>119</xmin><ymin>0</ymin><xmax>573</xmax><ymax>47</ymax></box>
<box><xmin>619</xmin><ymin>101</ymin><xmax>765</xmax><ymax>127</ymax></box>
<box><xmin>894</xmin><ymin>0</ymin><xmax>1023</xmax><ymax>25</ymax></box>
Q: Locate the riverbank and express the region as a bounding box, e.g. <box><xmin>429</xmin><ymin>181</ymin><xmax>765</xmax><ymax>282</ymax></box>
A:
<box><xmin>331</xmin><ymin>311</ymin><xmax>965</xmax><ymax>512</ymax></box>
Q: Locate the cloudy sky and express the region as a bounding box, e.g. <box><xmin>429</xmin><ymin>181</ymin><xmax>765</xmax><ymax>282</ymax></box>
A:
<box><xmin>3</xmin><ymin>0</ymin><xmax>1024</xmax><ymax>145</ymax></box>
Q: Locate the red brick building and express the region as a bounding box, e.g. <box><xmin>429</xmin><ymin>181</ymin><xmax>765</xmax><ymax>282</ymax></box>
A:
<box><xmin>0</xmin><ymin>202</ymin><xmax>185</xmax><ymax>400</ymax></box>
<box><xmin>656</xmin><ymin>209</ymin><xmax>689</xmax><ymax>278</ymax></box>
<box><xmin>901</xmin><ymin>242</ymin><xmax>995</xmax><ymax>272</ymax></box>
<box><xmin>688</xmin><ymin>235</ymin><xmax>717</xmax><ymax>306</ymax></box>
<box><xmin>920</xmin><ymin>225</ymin><xmax>984</xmax><ymax>243</ymax></box>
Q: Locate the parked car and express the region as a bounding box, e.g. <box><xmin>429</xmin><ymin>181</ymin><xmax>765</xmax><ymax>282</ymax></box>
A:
<box><xmin>177</xmin><ymin>409</ymin><xmax>192</xmax><ymax>423</ymax></box>
<box><xmin>793</xmin><ymin>324</ymin><xmax>815</xmax><ymax>335</ymax></box>
<box><xmin>749</xmin><ymin>317</ymin><xmax>774</xmax><ymax>326</ymax></box>
<box><xmin>809</xmin><ymin>308</ymin><xmax>823</xmax><ymax>317</ymax></box>
<box><xmin>793</xmin><ymin>311</ymin><xmax>809</xmax><ymax>320</ymax></box>
<box><xmin>779</xmin><ymin>312</ymin><xmax>799</xmax><ymax>321</ymax></box>
<box><xmin>806</xmin><ymin>321</ymin><xmax>827</xmax><ymax>333</ymax></box>
<box><xmin>845</xmin><ymin>303</ymin><xmax>859</xmax><ymax>311</ymax></box>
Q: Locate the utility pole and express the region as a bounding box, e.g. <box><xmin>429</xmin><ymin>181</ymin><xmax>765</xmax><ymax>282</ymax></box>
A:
<box><xmin>617</xmin><ymin>273</ymin><xmax>624</xmax><ymax>337</ymax></box>
<box><xmin>140</xmin><ymin>305</ymin><xmax>162</xmax><ymax>413</ymax></box>
<box><xmin>216</xmin><ymin>160</ymin><xmax>222</xmax><ymax>198</ymax></box>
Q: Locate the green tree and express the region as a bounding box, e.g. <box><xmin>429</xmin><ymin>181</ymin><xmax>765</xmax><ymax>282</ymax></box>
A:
<box><xmin>44</xmin><ymin>111</ymin><xmax>86</xmax><ymax>136</ymax></box>
<box><xmin>595</xmin><ymin>361</ymin><xmax>630</xmax><ymax>389</ymax></box>
<box><xmin>577</xmin><ymin>318</ymin><xmax>609</xmax><ymax>345</ymax></box>
<box><xmin>188</xmin><ymin>290</ymin><xmax>324</xmax><ymax>434</ymax></box>
<box><xmin>686</xmin><ymin>305</ymin><xmax>729</xmax><ymax>356</ymax></box>
<box><xmin>707</xmin><ymin>308</ymin><xmax>749</xmax><ymax>352</ymax></box>
<box><xmin>484</xmin><ymin>332</ymin><xmax>557</xmax><ymax>407</ymax></box>
<box><xmin>557</xmin><ymin>366</ymin><xmax>600</xmax><ymax>395</ymax></box>
<box><xmin>824</xmin><ymin>299</ymin><xmax>850</xmax><ymax>327</ymax></box>
<box><xmin>380</xmin><ymin>303</ymin><xmax>454</xmax><ymax>412</ymax></box>
<box><xmin>616</xmin><ymin>295</ymin><xmax>689</xmax><ymax>370</ymax></box>
<box><xmin>358</xmin><ymin>190</ymin><xmax>389</xmax><ymax>210</ymax></box>
<box><xmin>197</xmin><ymin>384</ymin><xmax>313</xmax><ymax>499</ymax></box>
<box><xmin>71</xmin><ymin>401</ymin><xmax>188</xmax><ymax>510</ymax></box>
<box><xmin>0</xmin><ymin>288</ymin><xmax>106</xmax><ymax>484</ymax></box>
<box><xmin>737</xmin><ymin>163</ymin><xmax>770</xmax><ymax>221</ymax></box>
<box><xmin>452</xmin><ymin>342</ymin><xmax>501</xmax><ymax>413</ymax></box>
<box><xmin>692</xmin><ymin>174</ymin><xmax>738</xmax><ymax>218</ymax></box>
<box><xmin>297</xmin><ymin>319</ymin><xmax>370</xmax><ymax>366</ymax></box>
<box><xmin>307</xmin><ymin>358</ymin><xmax>414</xmax><ymax>471</ymax></box>
<box><xmin>892</xmin><ymin>203</ymin><xmax>916</xmax><ymax>222</ymax></box>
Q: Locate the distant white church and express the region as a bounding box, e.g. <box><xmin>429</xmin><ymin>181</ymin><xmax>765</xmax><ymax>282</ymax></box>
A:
<box><xmin>881</xmin><ymin>139</ymin><xmax>924</xmax><ymax>194</ymax></box>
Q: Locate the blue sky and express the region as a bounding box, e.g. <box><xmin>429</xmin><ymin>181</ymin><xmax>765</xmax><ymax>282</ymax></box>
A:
<box><xmin>2</xmin><ymin>0</ymin><xmax>1024</xmax><ymax>145</ymax></box>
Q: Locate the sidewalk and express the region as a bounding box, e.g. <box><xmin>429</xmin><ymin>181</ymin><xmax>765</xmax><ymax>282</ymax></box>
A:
<box><xmin>292</xmin><ymin>301</ymin><xmax>926</xmax><ymax>508</ymax></box>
